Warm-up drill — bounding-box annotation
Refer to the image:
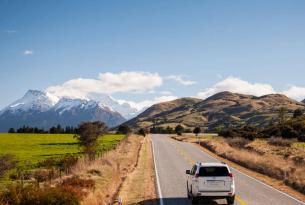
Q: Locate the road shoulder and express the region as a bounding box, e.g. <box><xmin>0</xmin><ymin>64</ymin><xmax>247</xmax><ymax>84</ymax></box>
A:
<box><xmin>115</xmin><ymin>135</ymin><xmax>157</xmax><ymax>205</ymax></box>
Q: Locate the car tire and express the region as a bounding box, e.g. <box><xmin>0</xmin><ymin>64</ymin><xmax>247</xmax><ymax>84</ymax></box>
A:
<box><xmin>190</xmin><ymin>187</ymin><xmax>198</xmax><ymax>204</ymax></box>
<box><xmin>187</xmin><ymin>183</ymin><xmax>191</xmax><ymax>199</ymax></box>
<box><xmin>226</xmin><ymin>195</ymin><xmax>235</xmax><ymax>205</ymax></box>
<box><xmin>191</xmin><ymin>196</ymin><xmax>198</xmax><ymax>204</ymax></box>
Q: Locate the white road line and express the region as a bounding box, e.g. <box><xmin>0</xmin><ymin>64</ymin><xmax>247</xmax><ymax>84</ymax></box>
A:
<box><xmin>192</xmin><ymin>143</ymin><xmax>305</xmax><ymax>205</ymax></box>
<box><xmin>151</xmin><ymin>138</ymin><xmax>164</xmax><ymax>205</ymax></box>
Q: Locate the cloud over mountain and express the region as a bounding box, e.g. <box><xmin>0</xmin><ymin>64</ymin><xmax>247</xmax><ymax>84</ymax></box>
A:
<box><xmin>46</xmin><ymin>71</ymin><xmax>163</xmax><ymax>99</ymax></box>
<box><xmin>197</xmin><ymin>77</ymin><xmax>275</xmax><ymax>99</ymax></box>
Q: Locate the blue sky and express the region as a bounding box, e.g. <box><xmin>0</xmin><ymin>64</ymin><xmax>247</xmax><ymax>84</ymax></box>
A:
<box><xmin>1</xmin><ymin>0</ymin><xmax>305</xmax><ymax>109</ymax></box>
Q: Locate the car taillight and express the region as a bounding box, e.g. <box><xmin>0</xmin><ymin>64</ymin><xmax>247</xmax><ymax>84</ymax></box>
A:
<box><xmin>229</xmin><ymin>173</ymin><xmax>233</xmax><ymax>178</ymax></box>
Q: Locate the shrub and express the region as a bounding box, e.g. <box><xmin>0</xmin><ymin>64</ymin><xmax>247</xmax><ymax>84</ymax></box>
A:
<box><xmin>219</xmin><ymin>127</ymin><xmax>240</xmax><ymax>138</ymax></box>
<box><xmin>117</xmin><ymin>125</ymin><xmax>131</xmax><ymax>135</ymax></box>
<box><xmin>281</xmin><ymin>125</ymin><xmax>299</xmax><ymax>139</ymax></box>
<box><xmin>0</xmin><ymin>184</ymin><xmax>80</xmax><ymax>205</ymax></box>
<box><xmin>226</xmin><ymin>137</ymin><xmax>250</xmax><ymax>148</ymax></box>
<box><xmin>61</xmin><ymin>176</ymin><xmax>95</xmax><ymax>189</ymax></box>
<box><xmin>298</xmin><ymin>134</ymin><xmax>305</xmax><ymax>142</ymax></box>
<box><xmin>267</xmin><ymin>137</ymin><xmax>293</xmax><ymax>147</ymax></box>
<box><xmin>193</xmin><ymin>127</ymin><xmax>201</xmax><ymax>136</ymax></box>
<box><xmin>175</xmin><ymin>125</ymin><xmax>184</xmax><ymax>136</ymax></box>
<box><xmin>59</xmin><ymin>155</ymin><xmax>78</xmax><ymax>174</ymax></box>
<box><xmin>0</xmin><ymin>154</ymin><xmax>17</xmax><ymax>178</ymax></box>
<box><xmin>33</xmin><ymin>169</ymin><xmax>49</xmax><ymax>185</ymax></box>
<box><xmin>293</xmin><ymin>109</ymin><xmax>303</xmax><ymax>118</ymax></box>
<box><xmin>75</xmin><ymin>121</ymin><xmax>107</xmax><ymax>160</ymax></box>
<box><xmin>137</xmin><ymin>128</ymin><xmax>148</xmax><ymax>137</ymax></box>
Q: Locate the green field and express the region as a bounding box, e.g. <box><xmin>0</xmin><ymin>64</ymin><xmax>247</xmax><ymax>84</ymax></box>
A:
<box><xmin>0</xmin><ymin>133</ymin><xmax>125</xmax><ymax>167</ymax></box>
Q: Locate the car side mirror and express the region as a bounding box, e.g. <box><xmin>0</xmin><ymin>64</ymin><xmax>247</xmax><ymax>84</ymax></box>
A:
<box><xmin>186</xmin><ymin>170</ymin><xmax>190</xmax><ymax>175</ymax></box>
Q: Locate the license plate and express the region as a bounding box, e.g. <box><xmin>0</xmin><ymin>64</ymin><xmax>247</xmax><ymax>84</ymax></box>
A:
<box><xmin>207</xmin><ymin>180</ymin><xmax>224</xmax><ymax>186</ymax></box>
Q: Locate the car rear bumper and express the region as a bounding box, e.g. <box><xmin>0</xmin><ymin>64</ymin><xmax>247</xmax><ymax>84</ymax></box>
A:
<box><xmin>196</xmin><ymin>191</ymin><xmax>234</xmax><ymax>197</ymax></box>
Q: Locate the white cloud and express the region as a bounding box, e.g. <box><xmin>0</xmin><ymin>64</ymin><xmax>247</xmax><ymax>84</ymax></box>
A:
<box><xmin>46</xmin><ymin>71</ymin><xmax>163</xmax><ymax>99</ymax></box>
<box><xmin>166</xmin><ymin>75</ymin><xmax>197</xmax><ymax>86</ymax></box>
<box><xmin>118</xmin><ymin>95</ymin><xmax>178</xmax><ymax>110</ymax></box>
<box><xmin>23</xmin><ymin>50</ymin><xmax>33</xmax><ymax>55</ymax></box>
<box><xmin>197</xmin><ymin>76</ymin><xmax>275</xmax><ymax>99</ymax></box>
<box><xmin>282</xmin><ymin>86</ymin><xmax>305</xmax><ymax>101</ymax></box>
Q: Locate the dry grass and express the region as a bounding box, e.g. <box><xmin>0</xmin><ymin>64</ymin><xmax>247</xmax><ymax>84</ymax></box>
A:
<box><xmin>70</xmin><ymin>135</ymin><xmax>143</xmax><ymax>205</ymax></box>
<box><xmin>267</xmin><ymin>137</ymin><xmax>293</xmax><ymax>147</ymax></box>
<box><xmin>200</xmin><ymin>139</ymin><xmax>305</xmax><ymax>194</ymax></box>
<box><xmin>115</xmin><ymin>136</ymin><xmax>157</xmax><ymax>205</ymax></box>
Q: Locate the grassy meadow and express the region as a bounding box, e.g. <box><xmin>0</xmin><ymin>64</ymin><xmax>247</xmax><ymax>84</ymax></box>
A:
<box><xmin>0</xmin><ymin>133</ymin><xmax>125</xmax><ymax>167</ymax></box>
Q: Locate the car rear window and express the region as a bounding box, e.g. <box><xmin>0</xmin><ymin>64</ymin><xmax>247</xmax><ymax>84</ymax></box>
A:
<box><xmin>199</xmin><ymin>166</ymin><xmax>229</xmax><ymax>177</ymax></box>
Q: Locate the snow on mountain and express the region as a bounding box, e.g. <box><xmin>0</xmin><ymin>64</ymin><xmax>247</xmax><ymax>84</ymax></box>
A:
<box><xmin>0</xmin><ymin>89</ymin><xmax>146</xmax><ymax>132</ymax></box>
<box><xmin>0</xmin><ymin>90</ymin><xmax>127</xmax><ymax>131</ymax></box>
<box><xmin>87</xmin><ymin>93</ymin><xmax>140</xmax><ymax>119</ymax></box>
<box><xmin>2</xmin><ymin>90</ymin><xmax>55</xmax><ymax>114</ymax></box>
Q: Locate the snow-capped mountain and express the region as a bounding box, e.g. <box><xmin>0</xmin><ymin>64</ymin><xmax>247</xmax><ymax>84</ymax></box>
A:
<box><xmin>0</xmin><ymin>90</ymin><xmax>126</xmax><ymax>132</ymax></box>
<box><xmin>1</xmin><ymin>90</ymin><xmax>55</xmax><ymax>114</ymax></box>
<box><xmin>88</xmin><ymin>93</ymin><xmax>140</xmax><ymax>119</ymax></box>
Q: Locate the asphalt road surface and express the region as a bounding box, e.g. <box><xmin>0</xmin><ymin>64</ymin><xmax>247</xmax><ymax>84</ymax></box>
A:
<box><xmin>151</xmin><ymin>134</ymin><xmax>305</xmax><ymax>205</ymax></box>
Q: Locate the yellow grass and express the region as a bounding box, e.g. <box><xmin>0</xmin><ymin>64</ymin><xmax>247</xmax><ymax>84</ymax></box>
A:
<box><xmin>69</xmin><ymin>135</ymin><xmax>143</xmax><ymax>205</ymax></box>
<box><xmin>116</xmin><ymin>136</ymin><xmax>157</xmax><ymax>205</ymax></box>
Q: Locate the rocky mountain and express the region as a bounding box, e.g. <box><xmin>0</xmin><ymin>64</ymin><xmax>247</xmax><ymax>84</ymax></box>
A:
<box><xmin>302</xmin><ymin>99</ymin><xmax>305</xmax><ymax>103</ymax></box>
<box><xmin>123</xmin><ymin>91</ymin><xmax>305</xmax><ymax>130</ymax></box>
<box><xmin>0</xmin><ymin>90</ymin><xmax>125</xmax><ymax>132</ymax></box>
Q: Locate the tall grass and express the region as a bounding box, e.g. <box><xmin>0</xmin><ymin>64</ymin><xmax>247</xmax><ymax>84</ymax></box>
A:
<box><xmin>200</xmin><ymin>139</ymin><xmax>305</xmax><ymax>194</ymax></box>
<box><xmin>71</xmin><ymin>135</ymin><xmax>143</xmax><ymax>205</ymax></box>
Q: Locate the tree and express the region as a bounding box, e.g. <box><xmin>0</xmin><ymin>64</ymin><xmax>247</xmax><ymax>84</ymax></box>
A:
<box><xmin>175</xmin><ymin>125</ymin><xmax>184</xmax><ymax>136</ymax></box>
<box><xmin>293</xmin><ymin>108</ymin><xmax>303</xmax><ymax>118</ymax></box>
<box><xmin>278</xmin><ymin>107</ymin><xmax>287</xmax><ymax>125</ymax></box>
<box><xmin>75</xmin><ymin>121</ymin><xmax>107</xmax><ymax>160</ymax></box>
<box><xmin>8</xmin><ymin>128</ymin><xmax>15</xmax><ymax>133</ymax></box>
<box><xmin>117</xmin><ymin>125</ymin><xmax>132</xmax><ymax>135</ymax></box>
<box><xmin>193</xmin><ymin>127</ymin><xmax>201</xmax><ymax>136</ymax></box>
<box><xmin>138</xmin><ymin>128</ymin><xmax>148</xmax><ymax>137</ymax></box>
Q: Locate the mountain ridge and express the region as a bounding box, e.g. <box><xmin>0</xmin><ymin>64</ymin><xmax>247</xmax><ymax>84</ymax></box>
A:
<box><xmin>0</xmin><ymin>90</ymin><xmax>126</xmax><ymax>131</ymax></box>
<box><xmin>123</xmin><ymin>91</ymin><xmax>305</xmax><ymax>130</ymax></box>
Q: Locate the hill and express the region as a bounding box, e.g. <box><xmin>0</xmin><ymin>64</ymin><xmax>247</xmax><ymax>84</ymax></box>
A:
<box><xmin>123</xmin><ymin>91</ymin><xmax>305</xmax><ymax>130</ymax></box>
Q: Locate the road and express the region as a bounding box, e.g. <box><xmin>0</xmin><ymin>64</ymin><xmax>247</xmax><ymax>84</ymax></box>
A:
<box><xmin>151</xmin><ymin>134</ymin><xmax>305</xmax><ymax>205</ymax></box>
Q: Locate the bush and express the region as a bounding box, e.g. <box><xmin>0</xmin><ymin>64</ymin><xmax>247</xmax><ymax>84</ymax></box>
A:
<box><xmin>0</xmin><ymin>154</ymin><xmax>17</xmax><ymax>178</ymax></box>
<box><xmin>61</xmin><ymin>176</ymin><xmax>95</xmax><ymax>189</ymax></box>
<box><xmin>175</xmin><ymin>125</ymin><xmax>184</xmax><ymax>135</ymax></box>
<box><xmin>281</xmin><ymin>125</ymin><xmax>299</xmax><ymax>139</ymax></box>
<box><xmin>298</xmin><ymin>135</ymin><xmax>305</xmax><ymax>142</ymax></box>
<box><xmin>219</xmin><ymin>128</ymin><xmax>240</xmax><ymax>138</ymax></box>
<box><xmin>59</xmin><ymin>155</ymin><xmax>78</xmax><ymax>174</ymax></box>
<box><xmin>267</xmin><ymin>137</ymin><xmax>293</xmax><ymax>147</ymax></box>
<box><xmin>226</xmin><ymin>137</ymin><xmax>250</xmax><ymax>148</ymax></box>
<box><xmin>0</xmin><ymin>184</ymin><xmax>80</xmax><ymax>205</ymax></box>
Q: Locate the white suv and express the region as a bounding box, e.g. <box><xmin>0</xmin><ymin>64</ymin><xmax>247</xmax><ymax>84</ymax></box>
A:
<box><xmin>186</xmin><ymin>162</ymin><xmax>235</xmax><ymax>204</ymax></box>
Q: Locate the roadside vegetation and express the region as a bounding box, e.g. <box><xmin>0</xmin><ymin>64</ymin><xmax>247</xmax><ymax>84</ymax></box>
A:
<box><xmin>0</xmin><ymin>122</ymin><xmax>150</xmax><ymax>205</ymax></box>
<box><xmin>0</xmin><ymin>121</ymin><xmax>128</xmax><ymax>205</ymax></box>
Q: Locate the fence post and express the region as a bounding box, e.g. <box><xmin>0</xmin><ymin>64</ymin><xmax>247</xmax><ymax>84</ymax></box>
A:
<box><xmin>118</xmin><ymin>196</ymin><xmax>123</xmax><ymax>205</ymax></box>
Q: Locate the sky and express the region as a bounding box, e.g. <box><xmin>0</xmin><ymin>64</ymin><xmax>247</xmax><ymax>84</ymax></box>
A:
<box><xmin>1</xmin><ymin>0</ymin><xmax>305</xmax><ymax>109</ymax></box>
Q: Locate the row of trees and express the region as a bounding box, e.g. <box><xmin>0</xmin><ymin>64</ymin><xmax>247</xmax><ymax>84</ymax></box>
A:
<box><xmin>8</xmin><ymin>125</ymin><xmax>78</xmax><ymax>134</ymax></box>
<box><xmin>117</xmin><ymin>124</ymin><xmax>202</xmax><ymax>136</ymax></box>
